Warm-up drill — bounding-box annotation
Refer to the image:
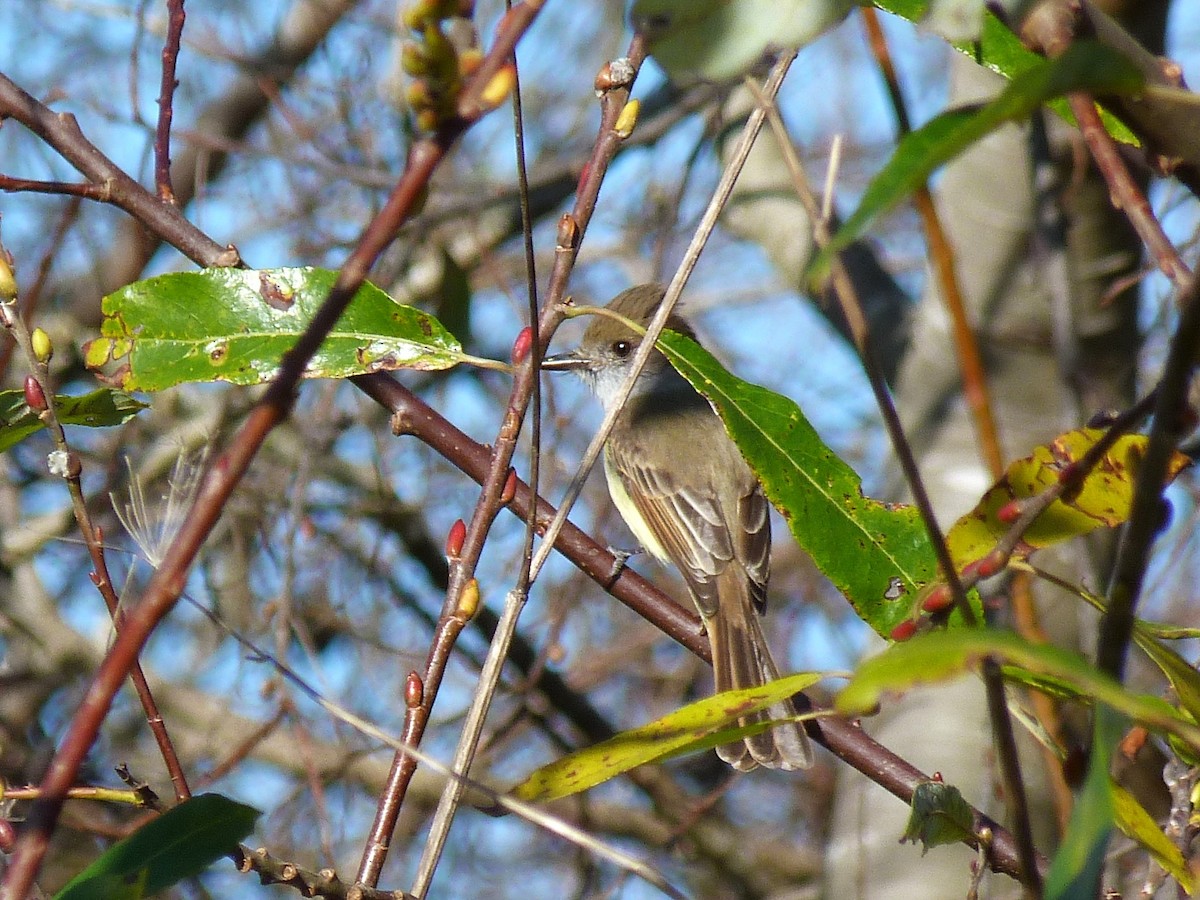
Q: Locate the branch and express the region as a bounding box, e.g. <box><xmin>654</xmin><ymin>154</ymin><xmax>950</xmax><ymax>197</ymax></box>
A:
<box><xmin>1</xmin><ymin>2</ymin><xmax>547</xmax><ymax>893</ymax></box>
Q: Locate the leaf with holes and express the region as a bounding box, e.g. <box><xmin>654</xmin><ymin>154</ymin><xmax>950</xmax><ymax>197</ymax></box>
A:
<box><xmin>84</xmin><ymin>267</ymin><xmax>473</xmax><ymax>391</ymax></box>
<box><xmin>658</xmin><ymin>329</ymin><xmax>954</xmax><ymax>638</ymax></box>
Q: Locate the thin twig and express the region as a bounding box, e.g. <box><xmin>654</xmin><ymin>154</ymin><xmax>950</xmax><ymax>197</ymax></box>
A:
<box><xmin>353</xmin><ymin>374</ymin><xmax>1046</xmax><ymax>883</ymax></box>
<box><xmin>0</xmin><ymin>272</ymin><xmax>191</xmax><ymax>805</ymax></box>
<box><xmin>0</xmin><ymin>3</ymin><xmax>547</xmax><ymax>894</ymax></box>
<box><xmin>409</xmin><ymin>38</ymin><xmax>658</xmax><ymax>900</ymax></box>
<box><xmin>743</xmin><ymin>65</ymin><xmax>1056</xmax><ymax>889</ymax></box>
<box><xmin>154</xmin><ymin>0</ymin><xmax>186</xmax><ymax>203</ymax></box>
<box><xmin>1066</xmin><ymin>93</ymin><xmax>1192</xmax><ymax>289</ymax></box>
<box><xmin>1097</xmin><ymin>276</ymin><xmax>1200</xmax><ymax>679</ymax></box>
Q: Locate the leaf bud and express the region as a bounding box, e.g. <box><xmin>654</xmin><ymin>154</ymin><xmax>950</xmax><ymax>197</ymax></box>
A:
<box><xmin>31</xmin><ymin>327</ymin><xmax>53</xmax><ymax>363</ymax></box>
<box><xmin>405</xmin><ymin>671</ymin><xmax>424</xmax><ymax>708</ymax></box>
<box><xmin>445</xmin><ymin>518</ymin><xmax>466</xmax><ymax>559</ymax></box>
<box><xmin>23</xmin><ymin>375</ymin><xmax>47</xmax><ymax>412</ymax></box>
<box><xmin>456</xmin><ymin>577</ymin><xmax>480</xmax><ymax>620</ymax></box>
<box><xmin>613</xmin><ymin>99</ymin><xmax>639</xmax><ymax>138</ymax></box>
<box><xmin>511</xmin><ymin>327</ymin><xmax>533</xmax><ymax>366</ymax></box>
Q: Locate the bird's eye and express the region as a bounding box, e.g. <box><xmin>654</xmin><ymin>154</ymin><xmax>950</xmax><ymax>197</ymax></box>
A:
<box><xmin>612</xmin><ymin>340</ymin><xmax>631</xmax><ymax>358</ymax></box>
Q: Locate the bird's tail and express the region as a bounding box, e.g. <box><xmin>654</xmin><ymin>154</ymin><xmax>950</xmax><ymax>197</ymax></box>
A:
<box><xmin>708</xmin><ymin>571</ymin><xmax>812</xmax><ymax>771</ymax></box>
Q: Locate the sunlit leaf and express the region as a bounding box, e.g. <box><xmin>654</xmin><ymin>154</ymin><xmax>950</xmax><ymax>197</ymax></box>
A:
<box><xmin>1111</xmin><ymin>781</ymin><xmax>1195</xmax><ymax>894</ymax></box>
<box><xmin>814</xmin><ymin>41</ymin><xmax>1143</xmax><ymax>274</ymax></box>
<box><xmin>901</xmin><ymin>781</ymin><xmax>977</xmax><ymax>853</ymax></box>
<box><xmin>55</xmin><ymin>793</ymin><xmax>259</xmax><ymax>900</ymax></box>
<box><xmin>946</xmin><ymin>428</ymin><xmax>1190</xmax><ymax>572</ymax></box>
<box><xmin>511</xmin><ymin>673</ymin><xmax>821</xmax><ymax>802</ymax></box>
<box><xmin>873</xmin><ymin>1</ymin><xmax>1137</xmax><ymax>144</ymax></box>
<box><xmin>836</xmin><ymin>629</ymin><xmax>1200</xmax><ymax>752</ymax></box>
<box><xmin>0</xmin><ymin>388</ymin><xmax>147</xmax><ymax>453</ymax></box>
<box><xmin>84</xmin><ymin>267</ymin><xmax>470</xmax><ymax>392</ymax></box>
<box><xmin>658</xmin><ymin>330</ymin><xmax>958</xmax><ymax>639</ymax></box>
<box><xmin>629</xmin><ymin>0</ymin><xmax>856</xmax><ymax>82</ymax></box>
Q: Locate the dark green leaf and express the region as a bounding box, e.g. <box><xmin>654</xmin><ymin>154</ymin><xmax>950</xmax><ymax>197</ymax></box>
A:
<box><xmin>0</xmin><ymin>389</ymin><xmax>147</xmax><ymax>454</ymax></box>
<box><xmin>435</xmin><ymin>249</ymin><xmax>473</xmax><ymax>349</ymax></box>
<box><xmin>55</xmin><ymin>793</ymin><xmax>259</xmax><ymax>900</ymax></box>
<box><xmin>657</xmin><ymin>330</ymin><xmax>953</xmax><ymax>637</ymax></box>
<box><xmin>901</xmin><ymin>781</ymin><xmax>977</xmax><ymax>853</ymax></box>
<box><xmin>84</xmin><ymin>267</ymin><xmax>469</xmax><ymax>392</ymax></box>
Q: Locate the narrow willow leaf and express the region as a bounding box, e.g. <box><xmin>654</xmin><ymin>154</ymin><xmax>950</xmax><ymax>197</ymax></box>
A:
<box><xmin>813</xmin><ymin>41</ymin><xmax>1143</xmax><ymax>273</ymax></box>
<box><xmin>657</xmin><ymin>330</ymin><xmax>951</xmax><ymax>638</ymax></box>
<box><xmin>0</xmin><ymin>388</ymin><xmax>147</xmax><ymax>453</ymax></box>
<box><xmin>873</xmin><ymin>1</ymin><xmax>1137</xmax><ymax>144</ymax></box>
<box><xmin>836</xmin><ymin>629</ymin><xmax>1200</xmax><ymax>752</ymax></box>
<box><xmin>1060</xmin><ymin>576</ymin><xmax>1200</xmax><ymax>725</ymax></box>
<box><xmin>55</xmin><ymin>793</ymin><xmax>259</xmax><ymax>899</ymax></box>
<box><xmin>1111</xmin><ymin>781</ymin><xmax>1195</xmax><ymax>894</ymax></box>
<box><xmin>512</xmin><ymin>673</ymin><xmax>820</xmax><ymax>803</ymax></box>
<box><xmin>946</xmin><ymin>428</ymin><xmax>1190</xmax><ymax>571</ymax></box>
<box><xmin>901</xmin><ymin>781</ymin><xmax>977</xmax><ymax>853</ymax></box>
<box><xmin>84</xmin><ymin>267</ymin><xmax>469</xmax><ymax>391</ymax></box>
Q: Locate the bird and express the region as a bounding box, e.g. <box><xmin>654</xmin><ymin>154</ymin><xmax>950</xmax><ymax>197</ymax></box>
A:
<box><xmin>543</xmin><ymin>283</ymin><xmax>811</xmax><ymax>771</ymax></box>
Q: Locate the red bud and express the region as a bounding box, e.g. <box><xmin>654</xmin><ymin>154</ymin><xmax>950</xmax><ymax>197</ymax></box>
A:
<box><xmin>405</xmin><ymin>671</ymin><xmax>424</xmax><ymax>709</ymax></box>
<box><xmin>975</xmin><ymin>550</ymin><xmax>1007</xmax><ymax>579</ymax></box>
<box><xmin>511</xmin><ymin>326</ymin><xmax>533</xmax><ymax>365</ymax></box>
<box><xmin>556</xmin><ymin>213</ymin><xmax>579</xmax><ymax>251</ymax></box>
<box><xmin>500</xmin><ymin>468</ymin><xmax>518</xmax><ymax>505</ymax></box>
<box><xmin>920</xmin><ymin>584</ymin><xmax>953</xmax><ymax>613</ymax></box>
<box><xmin>445</xmin><ymin>519</ymin><xmax>466</xmax><ymax>559</ymax></box>
<box><xmin>996</xmin><ymin>499</ymin><xmax>1022</xmax><ymax>523</ymax></box>
<box><xmin>23</xmin><ymin>375</ymin><xmax>46</xmax><ymax>412</ymax></box>
<box><xmin>889</xmin><ymin>618</ymin><xmax>918</xmax><ymax>642</ymax></box>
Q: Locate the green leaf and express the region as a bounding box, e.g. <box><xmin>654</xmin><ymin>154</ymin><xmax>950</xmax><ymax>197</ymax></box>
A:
<box><xmin>0</xmin><ymin>388</ymin><xmax>148</xmax><ymax>453</ymax></box>
<box><xmin>55</xmin><ymin>793</ymin><xmax>259</xmax><ymax>899</ymax></box>
<box><xmin>813</xmin><ymin>41</ymin><xmax>1143</xmax><ymax>274</ymax></box>
<box><xmin>84</xmin><ymin>267</ymin><xmax>469</xmax><ymax>392</ymax></box>
<box><xmin>629</xmin><ymin>0</ymin><xmax>856</xmax><ymax>82</ymax></box>
<box><xmin>1066</xmin><ymin>580</ymin><xmax>1200</xmax><ymax>725</ymax></box>
<box><xmin>836</xmin><ymin>629</ymin><xmax>1200</xmax><ymax>751</ymax></box>
<box><xmin>657</xmin><ymin>330</ymin><xmax>952</xmax><ymax>638</ymax></box>
<box><xmin>873</xmin><ymin>2</ymin><xmax>1137</xmax><ymax>144</ymax></box>
<box><xmin>901</xmin><ymin>781</ymin><xmax>977</xmax><ymax>853</ymax></box>
<box><xmin>945</xmin><ymin>428</ymin><xmax>1191</xmax><ymax>574</ymax></box>
<box><xmin>1111</xmin><ymin>781</ymin><xmax>1195</xmax><ymax>894</ymax></box>
<box><xmin>511</xmin><ymin>672</ymin><xmax>821</xmax><ymax>802</ymax></box>
<box><xmin>1045</xmin><ymin>708</ymin><xmax>1122</xmax><ymax>900</ymax></box>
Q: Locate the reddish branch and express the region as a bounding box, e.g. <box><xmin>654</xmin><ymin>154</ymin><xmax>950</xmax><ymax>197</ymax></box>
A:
<box><xmin>0</xmin><ymin>2</ymin><xmax>547</xmax><ymax>895</ymax></box>
<box><xmin>351</xmin><ymin>34</ymin><xmax>649</xmax><ymax>889</ymax></box>
<box><xmin>155</xmin><ymin>0</ymin><xmax>186</xmax><ymax>203</ymax></box>
<box><xmin>353</xmin><ymin>373</ymin><xmax>1046</xmax><ymax>884</ymax></box>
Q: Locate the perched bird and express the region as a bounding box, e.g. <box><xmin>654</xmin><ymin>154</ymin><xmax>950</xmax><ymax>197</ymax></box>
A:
<box><xmin>543</xmin><ymin>284</ymin><xmax>811</xmax><ymax>770</ymax></box>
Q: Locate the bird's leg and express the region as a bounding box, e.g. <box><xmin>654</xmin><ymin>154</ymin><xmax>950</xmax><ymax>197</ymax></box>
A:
<box><xmin>605</xmin><ymin>545</ymin><xmax>642</xmax><ymax>583</ymax></box>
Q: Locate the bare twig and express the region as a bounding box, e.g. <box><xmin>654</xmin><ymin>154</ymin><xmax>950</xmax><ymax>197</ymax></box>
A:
<box><xmin>154</xmin><ymin>0</ymin><xmax>186</xmax><ymax>203</ymax></box>
<box><xmin>0</xmin><ymin>266</ymin><xmax>191</xmax><ymax>806</ymax></box>
<box><xmin>1</xmin><ymin>3</ymin><xmax>547</xmax><ymax>894</ymax></box>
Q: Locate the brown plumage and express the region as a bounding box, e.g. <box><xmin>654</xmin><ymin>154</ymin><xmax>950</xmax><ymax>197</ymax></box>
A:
<box><xmin>545</xmin><ymin>284</ymin><xmax>811</xmax><ymax>771</ymax></box>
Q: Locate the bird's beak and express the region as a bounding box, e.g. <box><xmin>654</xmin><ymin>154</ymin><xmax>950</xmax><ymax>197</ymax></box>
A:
<box><xmin>541</xmin><ymin>351</ymin><xmax>587</xmax><ymax>372</ymax></box>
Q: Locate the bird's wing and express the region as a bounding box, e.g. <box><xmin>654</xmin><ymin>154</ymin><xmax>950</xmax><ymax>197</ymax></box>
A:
<box><xmin>606</xmin><ymin>442</ymin><xmax>734</xmax><ymax>620</ymax></box>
